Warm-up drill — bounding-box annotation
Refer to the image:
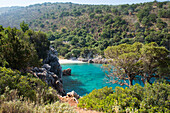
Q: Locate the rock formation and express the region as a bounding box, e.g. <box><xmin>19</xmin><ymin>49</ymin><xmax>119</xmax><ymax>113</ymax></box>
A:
<box><xmin>88</xmin><ymin>58</ymin><xmax>109</xmax><ymax>64</ymax></box>
<box><xmin>66</xmin><ymin>91</ymin><xmax>80</xmax><ymax>99</ymax></box>
<box><xmin>43</xmin><ymin>46</ymin><xmax>62</xmax><ymax>78</ymax></box>
<box><xmin>63</xmin><ymin>68</ymin><xmax>71</xmax><ymax>76</ymax></box>
<box><xmin>31</xmin><ymin>46</ymin><xmax>66</xmax><ymax>96</ymax></box>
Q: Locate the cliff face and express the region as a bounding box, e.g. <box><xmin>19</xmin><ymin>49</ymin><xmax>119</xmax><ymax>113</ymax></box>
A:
<box><xmin>32</xmin><ymin>46</ymin><xmax>66</xmax><ymax>96</ymax></box>
<box><xmin>43</xmin><ymin>46</ymin><xmax>63</xmax><ymax>79</ymax></box>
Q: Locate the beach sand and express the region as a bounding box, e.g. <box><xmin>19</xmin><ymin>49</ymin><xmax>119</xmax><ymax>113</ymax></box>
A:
<box><xmin>59</xmin><ymin>59</ymin><xmax>87</xmax><ymax>64</ymax></box>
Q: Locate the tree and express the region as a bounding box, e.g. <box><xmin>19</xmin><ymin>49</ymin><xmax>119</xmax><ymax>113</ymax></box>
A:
<box><xmin>140</xmin><ymin>42</ymin><xmax>170</xmax><ymax>84</ymax></box>
<box><xmin>103</xmin><ymin>42</ymin><xmax>143</xmax><ymax>87</ymax></box>
<box><xmin>26</xmin><ymin>30</ymin><xmax>50</xmax><ymax>60</ymax></box>
<box><xmin>148</xmin><ymin>13</ymin><xmax>157</xmax><ymax>23</ymax></box>
<box><xmin>71</xmin><ymin>49</ymin><xmax>81</xmax><ymax>58</ymax></box>
<box><xmin>0</xmin><ymin>27</ymin><xmax>40</xmax><ymax>70</ymax></box>
<box><xmin>137</xmin><ymin>9</ymin><xmax>149</xmax><ymax>22</ymax></box>
<box><xmin>141</xmin><ymin>17</ymin><xmax>150</xmax><ymax>26</ymax></box>
<box><xmin>20</xmin><ymin>21</ymin><xmax>29</xmax><ymax>32</ymax></box>
<box><xmin>156</xmin><ymin>18</ymin><xmax>167</xmax><ymax>30</ymax></box>
<box><xmin>103</xmin><ymin>42</ymin><xmax>169</xmax><ymax>86</ymax></box>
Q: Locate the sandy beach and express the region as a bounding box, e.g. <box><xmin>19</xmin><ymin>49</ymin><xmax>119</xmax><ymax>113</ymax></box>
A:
<box><xmin>59</xmin><ymin>59</ymin><xmax>87</xmax><ymax>64</ymax></box>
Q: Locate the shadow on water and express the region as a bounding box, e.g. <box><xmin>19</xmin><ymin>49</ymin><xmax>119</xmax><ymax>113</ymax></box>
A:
<box><xmin>63</xmin><ymin>75</ymin><xmax>89</xmax><ymax>96</ymax></box>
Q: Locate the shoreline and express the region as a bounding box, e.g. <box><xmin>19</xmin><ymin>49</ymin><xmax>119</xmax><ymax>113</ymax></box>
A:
<box><xmin>59</xmin><ymin>59</ymin><xmax>87</xmax><ymax>64</ymax></box>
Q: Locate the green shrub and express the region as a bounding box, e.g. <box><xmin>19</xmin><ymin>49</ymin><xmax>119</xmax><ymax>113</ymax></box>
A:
<box><xmin>78</xmin><ymin>87</ymin><xmax>113</xmax><ymax>111</ymax></box>
<box><xmin>0</xmin><ymin>67</ymin><xmax>59</xmax><ymax>104</ymax></box>
<box><xmin>0</xmin><ymin>99</ymin><xmax>76</xmax><ymax>113</ymax></box>
<box><xmin>78</xmin><ymin>83</ymin><xmax>170</xmax><ymax>112</ymax></box>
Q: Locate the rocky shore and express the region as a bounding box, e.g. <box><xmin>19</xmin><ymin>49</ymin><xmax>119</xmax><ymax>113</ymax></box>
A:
<box><xmin>30</xmin><ymin>46</ymin><xmax>66</xmax><ymax>96</ymax></box>
<box><xmin>78</xmin><ymin>58</ymin><xmax>111</xmax><ymax>64</ymax></box>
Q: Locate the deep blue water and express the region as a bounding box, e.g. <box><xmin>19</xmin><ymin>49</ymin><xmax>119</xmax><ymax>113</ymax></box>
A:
<box><xmin>61</xmin><ymin>63</ymin><xmax>144</xmax><ymax>96</ymax></box>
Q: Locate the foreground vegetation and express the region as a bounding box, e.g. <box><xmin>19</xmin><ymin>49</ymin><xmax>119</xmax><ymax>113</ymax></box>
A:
<box><xmin>0</xmin><ymin>67</ymin><xmax>75</xmax><ymax>113</ymax></box>
<box><xmin>78</xmin><ymin>82</ymin><xmax>170</xmax><ymax>112</ymax></box>
<box><xmin>0</xmin><ymin>25</ymin><xmax>75</xmax><ymax>112</ymax></box>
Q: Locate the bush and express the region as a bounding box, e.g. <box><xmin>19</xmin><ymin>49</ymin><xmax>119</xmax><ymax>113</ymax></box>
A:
<box><xmin>78</xmin><ymin>82</ymin><xmax>170</xmax><ymax>112</ymax></box>
<box><xmin>78</xmin><ymin>87</ymin><xmax>113</xmax><ymax>111</ymax></box>
<box><xmin>0</xmin><ymin>99</ymin><xmax>75</xmax><ymax>113</ymax></box>
<box><xmin>0</xmin><ymin>67</ymin><xmax>59</xmax><ymax>104</ymax></box>
<box><xmin>0</xmin><ymin>67</ymin><xmax>75</xmax><ymax>113</ymax></box>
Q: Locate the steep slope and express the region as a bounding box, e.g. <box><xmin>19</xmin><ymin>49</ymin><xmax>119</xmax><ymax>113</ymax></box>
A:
<box><xmin>0</xmin><ymin>1</ymin><xmax>169</xmax><ymax>58</ymax></box>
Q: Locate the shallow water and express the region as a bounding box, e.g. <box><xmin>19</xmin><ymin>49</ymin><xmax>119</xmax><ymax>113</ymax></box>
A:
<box><xmin>61</xmin><ymin>63</ymin><xmax>128</xmax><ymax>96</ymax></box>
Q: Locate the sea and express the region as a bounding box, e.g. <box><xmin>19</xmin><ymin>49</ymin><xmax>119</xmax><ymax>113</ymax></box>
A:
<box><xmin>61</xmin><ymin>63</ymin><xmax>145</xmax><ymax>96</ymax></box>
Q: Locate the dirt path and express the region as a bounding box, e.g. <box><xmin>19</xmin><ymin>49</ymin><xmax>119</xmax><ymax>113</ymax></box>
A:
<box><xmin>59</xmin><ymin>96</ymin><xmax>102</xmax><ymax>113</ymax></box>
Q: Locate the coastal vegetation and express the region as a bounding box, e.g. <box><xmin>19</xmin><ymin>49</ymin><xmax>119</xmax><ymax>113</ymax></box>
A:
<box><xmin>0</xmin><ymin>67</ymin><xmax>75</xmax><ymax>113</ymax></box>
<box><xmin>0</xmin><ymin>26</ymin><xmax>74</xmax><ymax>112</ymax></box>
<box><xmin>103</xmin><ymin>42</ymin><xmax>170</xmax><ymax>86</ymax></box>
<box><xmin>0</xmin><ymin>1</ymin><xmax>169</xmax><ymax>113</ymax></box>
<box><xmin>0</xmin><ymin>25</ymin><xmax>49</xmax><ymax>70</ymax></box>
<box><xmin>78</xmin><ymin>82</ymin><xmax>170</xmax><ymax>112</ymax></box>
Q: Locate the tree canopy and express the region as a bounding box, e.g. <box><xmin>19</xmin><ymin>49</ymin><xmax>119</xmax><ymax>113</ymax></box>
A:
<box><xmin>104</xmin><ymin>42</ymin><xmax>169</xmax><ymax>87</ymax></box>
<box><xmin>0</xmin><ymin>25</ymin><xmax>50</xmax><ymax>70</ymax></box>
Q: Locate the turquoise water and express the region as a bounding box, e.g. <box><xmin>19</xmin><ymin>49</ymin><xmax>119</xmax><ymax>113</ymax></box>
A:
<box><xmin>61</xmin><ymin>63</ymin><xmax>127</xmax><ymax>96</ymax></box>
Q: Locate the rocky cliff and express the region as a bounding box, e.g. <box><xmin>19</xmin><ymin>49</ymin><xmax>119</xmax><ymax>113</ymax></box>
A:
<box><xmin>31</xmin><ymin>46</ymin><xmax>66</xmax><ymax>96</ymax></box>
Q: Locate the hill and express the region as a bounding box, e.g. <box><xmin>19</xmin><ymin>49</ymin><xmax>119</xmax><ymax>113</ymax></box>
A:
<box><xmin>0</xmin><ymin>1</ymin><xmax>169</xmax><ymax>58</ymax></box>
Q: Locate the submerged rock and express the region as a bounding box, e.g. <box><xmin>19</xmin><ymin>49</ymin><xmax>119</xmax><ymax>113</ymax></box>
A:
<box><xmin>63</xmin><ymin>68</ymin><xmax>71</xmax><ymax>76</ymax></box>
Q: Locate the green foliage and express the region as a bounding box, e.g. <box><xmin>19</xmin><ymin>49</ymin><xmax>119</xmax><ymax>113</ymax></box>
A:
<box><xmin>20</xmin><ymin>21</ymin><xmax>29</xmax><ymax>32</ymax></box>
<box><xmin>0</xmin><ymin>27</ymin><xmax>40</xmax><ymax>70</ymax></box>
<box><xmin>26</xmin><ymin>30</ymin><xmax>50</xmax><ymax>60</ymax></box>
<box><xmin>104</xmin><ymin>42</ymin><xmax>169</xmax><ymax>86</ymax></box>
<box><xmin>0</xmin><ymin>26</ymin><xmax>50</xmax><ymax>70</ymax></box>
<box><xmin>78</xmin><ymin>82</ymin><xmax>170</xmax><ymax>112</ymax></box>
<box><xmin>0</xmin><ymin>67</ymin><xmax>59</xmax><ymax>103</ymax></box>
<box><xmin>156</xmin><ymin>18</ymin><xmax>167</xmax><ymax>30</ymax></box>
<box><xmin>71</xmin><ymin>49</ymin><xmax>81</xmax><ymax>58</ymax></box>
<box><xmin>137</xmin><ymin>9</ymin><xmax>150</xmax><ymax>22</ymax></box>
<box><xmin>0</xmin><ymin>89</ymin><xmax>75</xmax><ymax>113</ymax></box>
<box><xmin>78</xmin><ymin>87</ymin><xmax>113</xmax><ymax>111</ymax></box>
<box><xmin>158</xmin><ymin>9</ymin><xmax>170</xmax><ymax>18</ymax></box>
<box><xmin>0</xmin><ymin>1</ymin><xmax>169</xmax><ymax>58</ymax></box>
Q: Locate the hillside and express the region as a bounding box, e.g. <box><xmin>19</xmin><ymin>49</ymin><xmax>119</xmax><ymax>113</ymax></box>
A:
<box><xmin>0</xmin><ymin>1</ymin><xmax>169</xmax><ymax>58</ymax></box>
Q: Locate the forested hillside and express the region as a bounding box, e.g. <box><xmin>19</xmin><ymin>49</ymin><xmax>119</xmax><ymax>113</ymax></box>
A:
<box><xmin>0</xmin><ymin>1</ymin><xmax>169</xmax><ymax>58</ymax></box>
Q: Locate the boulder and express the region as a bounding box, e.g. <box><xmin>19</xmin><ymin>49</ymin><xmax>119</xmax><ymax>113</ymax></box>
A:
<box><xmin>88</xmin><ymin>59</ymin><xmax>94</xmax><ymax>63</ymax></box>
<box><xmin>66</xmin><ymin>91</ymin><xmax>80</xmax><ymax>99</ymax></box>
<box><xmin>82</xmin><ymin>59</ymin><xmax>88</xmax><ymax>62</ymax></box>
<box><xmin>63</xmin><ymin>68</ymin><xmax>71</xmax><ymax>76</ymax></box>
<box><xmin>42</xmin><ymin>64</ymin><xmax>51</xmax><ymax>71</ymax></box>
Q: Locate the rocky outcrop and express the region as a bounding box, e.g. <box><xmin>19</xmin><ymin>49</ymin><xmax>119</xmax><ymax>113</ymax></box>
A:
<box><xmin>32</xmin><ymin>64</ymin><xmax>66</xmax><ymax>96</ymax></box>
<box><xmin>88</xmin><ymin>59</ymin><xmax>94</xmax><ymax>63</ymax></box>
<box><xmin>79</xmin><ymin>58</ymin><xmax>110</xmax><ymax>64</ymax></box>
<box><xmin>66</xmin><ymin>91</ymin><xmax>80</xmax><ymax>99</ymax></box>
<box><xmin>31</xmin><ymin>46</ymin><xmax>66</xmax><ymax>96</ymax></box>
<box><xmin>88</xmin><ymin>58</ymin><xmax>109</xmax><ymax>64</ymax></box>
<box><xmin>63</xmin><ymin>68</ymin><xmax>71</xmax><ymax>76</ymax></box>
<box><xmin>43</xmin><ymin>46</ymin><xmax>62</xmax><ymax>78</ymax></box>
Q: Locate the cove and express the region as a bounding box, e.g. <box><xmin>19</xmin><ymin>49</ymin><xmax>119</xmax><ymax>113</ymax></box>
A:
<box><xmin>62</xmin><ymin>63</ymin><xmax>127</xmax><ymax>96</ymax></box>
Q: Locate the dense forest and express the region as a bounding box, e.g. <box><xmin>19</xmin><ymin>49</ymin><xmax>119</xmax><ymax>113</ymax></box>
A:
<box><xmin>0</xmin><ymin>1</ymin><xmax>169</xmax><ymax>58</ymax></box>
